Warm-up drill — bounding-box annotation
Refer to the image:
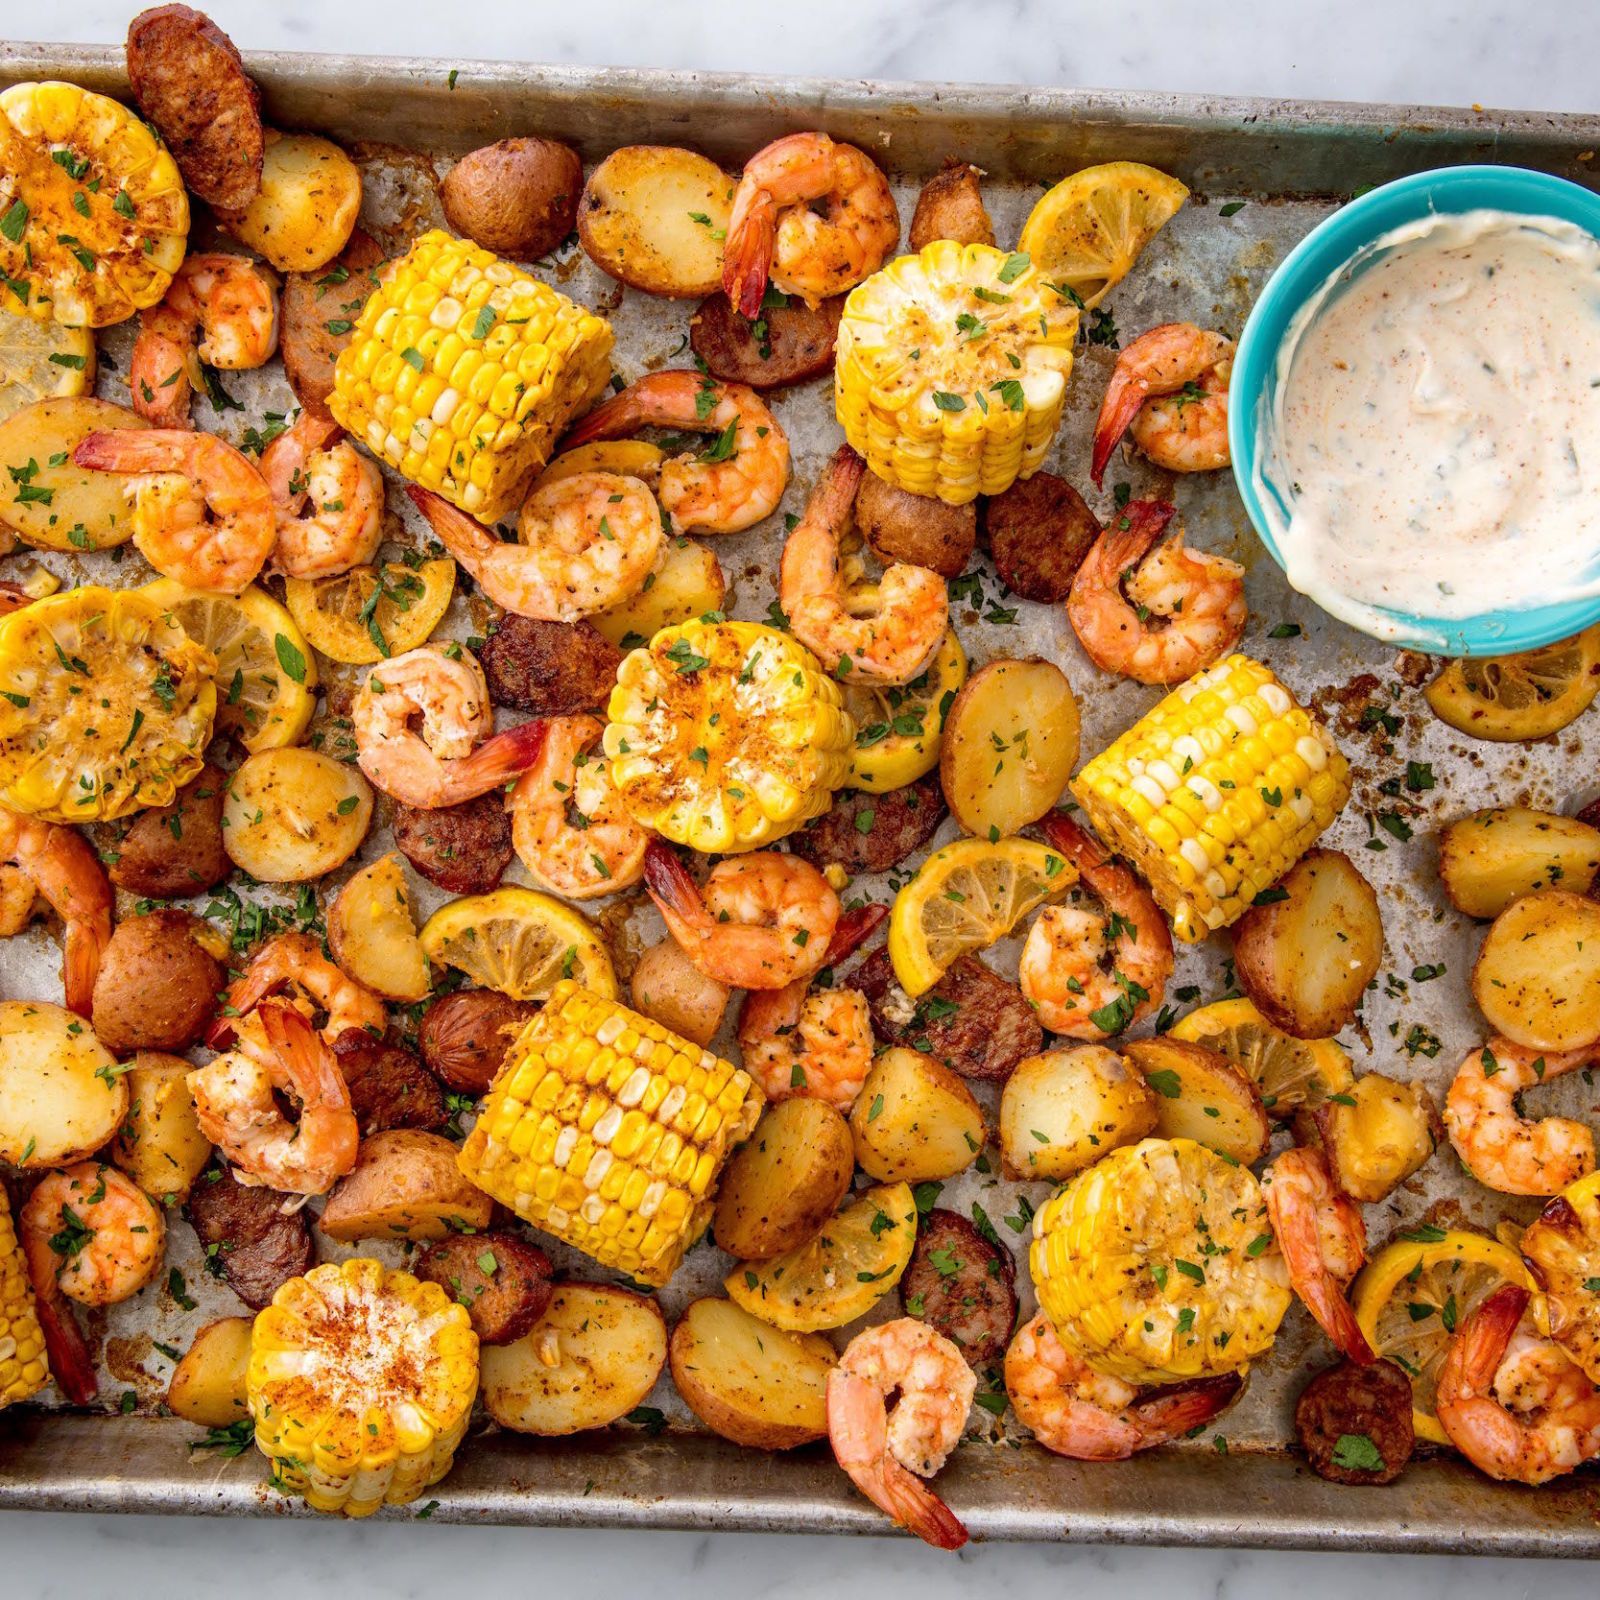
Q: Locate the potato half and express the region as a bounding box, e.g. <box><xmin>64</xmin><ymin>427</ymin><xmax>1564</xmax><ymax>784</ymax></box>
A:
<box><xmin>219</xmin><ymin>130</ymin><xmax>361</xmax><ymax>272</ymax></box>
<box><xmin>629</xmin><ymin>938</ymin><xmax>730</xmax><ymax>1048</ymax></box>
<box><xmin>0</xmin><ymin>999</ymin><xmax>126</xmax><ymax>1169</ymax></box>
<box><xmin>111</xmin><ymin>1050</ymin><xmax>212</xmax><ymax>1202</ymax></box>
<box><xmin>0</xmin><ymin>396</ymin><xmax>147</xmax><ymax>549</ymax></box>
<box><xmin>998</xmin><ymin>1044</ymin><xmax>1157</xmax><ymax>1181</ymax></box>
<box><xmin>590</xmin><ymin>537</ymin><xmax>726</xmax><ymax>651</ymax></box>
<box><xmin>167</xmin><ymin>1316</ymin><xmax>253</xmax><ymax>1428</ymax></box>
<box><xmin>223</xmin><ymin>748</ymin><xmax>373</xmax><ymax>883</ymax></box>
<box><xmin>318</xmin><ymin>1129</ymin><xmax>494</xmax><ymax>1242</ymax></box>
<box><xmin>327</xmin><ymin>852</ymin><xmax>430</xmax><ymax>1002</ymax></box>
<box><xmin>1123</xmin><ymin>1037</ymin><xmax>1271</xmax><ymax>1165</ymax></box>
<box><xmin>1472</xmin><ymin>890</ymin><xmax>1600</xmax><ymax>1052</ymax></box>
<box><xmin>1295</xmin><ymin>1073</ymin><xmax>1442</xmax><ymax>1204</ymax></box>
<box><xmin>849</xmin><ymin>1047</ymin><xmax>984</xmax><ymax>1183</ymax></box>
<box><xmin>714</xmin><ymin>1097</ymin><xmax>854</xmax><ymax>1260</ymax></box>
<box><xmin>1438</xmin><ymin>807</ymin><xmax>1600</xmax><ymax>920</ymax></box>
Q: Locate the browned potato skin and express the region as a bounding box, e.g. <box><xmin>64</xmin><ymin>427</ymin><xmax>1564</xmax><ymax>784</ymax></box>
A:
<box><xmin>417</xmin><ymin>989</ymin><xmax>537</xmax><ymax>1094</ymax></box>
<box><xmin>630</xmin><ymin>940</ymin><xmax>729</xmax><ymax>1048</ymax></box>
<box><xmin>908</xmin><ymin>163</ymin><xmax>995</xmax><ymax>250</ymax></box>
<box><xmin>1123</xmin><ymin>1037</ymin><xmax>1271</xmax><ymax>1165</ymax></box>
<box><xmin>91</xmin><ymin>909</ymin><xmax>223</xmax><ymax>1053</ymax></box>
<box><xmin>107</xmin><ymin>762</ymin><xmax>230</xmax><ymax>900</ymax></box>
<box><xmin>1294</xmin><ymin>1074</ymin><xmax>1442</xmax><ymax>1204</ymax></box>
<box><xmin>713</xmin><ymin>1098</ymin><xmax>855</xmax><ymax>1260</ymax></box>
<box><xmin>856</xmin><ymin>471</ymin><xmax>976</xmax><ymax>580</ymax></box>
<box><xmin>319</xmin><ymin>1129</ymin><xmax>494</xmax><ymax>1242</ymax></box>
<box><xmin>442</xmin><ymin>137</ymin><xmax>583</xmax><ymax>260</ymax></box>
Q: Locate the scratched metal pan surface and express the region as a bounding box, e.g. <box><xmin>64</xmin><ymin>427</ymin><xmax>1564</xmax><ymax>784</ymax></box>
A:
<box><xmin>2</xmin><ymin>41</ymin><xmax>1600</xmax><ymax>1552</ymax></box>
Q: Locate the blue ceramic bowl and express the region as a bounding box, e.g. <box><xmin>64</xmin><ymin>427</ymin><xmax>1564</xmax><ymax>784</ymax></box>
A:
<box><xmin>1229</xmin><ymin>164</ymin><xmax>1600</xmax><ymax>655</ymax></box>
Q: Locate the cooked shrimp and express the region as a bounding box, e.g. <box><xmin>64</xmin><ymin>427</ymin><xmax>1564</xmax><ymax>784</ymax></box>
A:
<box><xmin>643</xmin><ymin>839</ymin><xmax>839</xmax><ymax>991</ymax></box>
<box><xmin>1067</xmin><ymin>498</ymin><xmax>1246</xmax><ymax>685</ymax></box>
<box><xmin>0</xmin><ymin>809</ymin><xmax>112</xmax><ymax>1017</ymax></box>
<box><xmin>20</xmin><ymin>1162</ymin><xmax>166</xmax><ymax>1307</ymax></box>
<box><xmin>1444</xmin><ymin>1037</ymin><xmax>1594</xmax><ymax>1196</ymax></box>
<box><xmin>1020</xmin><ymin>811</ymin><xmax>1172</xmax><ymax>1039</ymax></box>
<box><xmin>737</xmin><ymin>903</ymin><xmax>886</xmax><ymax>1109</ymax></box>
<box><xmin>1090</xmin><ymin>322</ymin><xmax>1234</xmax><ymax>487</ymax></box>
<box><xmin>208</xmin><ymin>930</ymin><xmax>386</xmax><ymax>1050</ymax></box>
<box><xmin>73</xmin><ymin>428</ymin><xmax>276</xmax><ymax>595</ymax></box>
<box><xmin>1005</xmin><ymin>1310</ymin><xmax>1241</xmax><ymax>1461</ymax></box>
<box><xmin>406</xmin><ymin>476</ymin><xmax>660</xmax><ymax>621</ymax></box>
<box><xmin>1436</xmin><ymin>1284</ymin><xmax>1600</xmax><ymax>1485</ymax></box>
<box><xmin>189</xmin><ymin>1002</ymin><xmax>359</xmax><ymax>1196</ymax></box>
<box><xmin>509</xmin><ymin>713</ymin><xmax>649</xmax><ymax>900</ymax></box>
<box><xmin>352</xmin><ymin>644</ymin><xmax>547</xmax><ymax>809</ymax></box>
<box><xmin>564</xmin><ymin>372</ymin><xmax>789</xmax><ymax>534</ymax></box>
<box><xmin>260</xmin><ymin>414</ymin><xmax>384</xmax><ymax>579</ymax></box>
<box><xmin>130</xmin><ymin>252</ymin><xmax>280</xmax><ymax>428</ymax></box>
<box><xmin>780</xmin><ymin>445</ymin><xmax>947</xmax><ymax>686</ymax></box>
<box><xmin>827</xmin><ymin>1317</ymin><xmax>973</xmax><ymax>1550</ymax></box>
<box><xmin>722</xmin><ymin>132</ymin><xmax>900</xmax><ymax>317</ymax></box>
<box><xmin>1262</xmin><ymin>1146</ymin><xmax>1373</xmax><ymax>1363</ymax></box>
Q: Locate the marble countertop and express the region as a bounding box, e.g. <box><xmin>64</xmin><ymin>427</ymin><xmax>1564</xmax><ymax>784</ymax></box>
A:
<box><xmin>6</xmin><ymin>0</ymin><xmax>1600</xmax><ymax>1594</ymax></box>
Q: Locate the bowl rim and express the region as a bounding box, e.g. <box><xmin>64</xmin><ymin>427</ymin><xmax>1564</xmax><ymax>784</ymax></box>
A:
<box><xmin>1228</xmin><ymin>163</ymin><xmax>1600</xmax><ymax>657</ymax></box>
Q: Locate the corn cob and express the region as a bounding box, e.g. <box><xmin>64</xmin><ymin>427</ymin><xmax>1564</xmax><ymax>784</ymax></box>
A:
<box><xmin>0</xmin><ymin>1191</ymin><xmax>47</xmax><ymax>1410</ymax></box>
<box><xmin>1030</xmin><ymin>1136</ymin><xmax>1291</xmax><ymax>1384</ymax></box>
<box><xmin>248</xmin><ymin>1259</ymin><xmax>478</xmax><ymax>1518</ymax></box>
<box><xmin>329</xmin><ymin>229</ymin><xmax>613</xmax><ymax>523</ymax></box>
<box><xmin>604</xmin><ymin>618</ymin><xmax>854</xmax><ymax>853</ymax></box>
<box><xmin>1070</xmin><ymin>654</ymin><xmax>1350</xmax><ymax>943</ymax></box>
<box><xmin>458</xmin><ymin>981</ymin><xmax>763</xmax><ymax>1287</ymax></box>
<box><xmin>834</xmin><ymin>240</ymin><xmax>1077</xmax><ymax>505</ymax></box>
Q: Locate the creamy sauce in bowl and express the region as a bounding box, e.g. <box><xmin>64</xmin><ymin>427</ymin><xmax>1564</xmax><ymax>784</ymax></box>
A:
<box><xmin>1255</xmin><ymin>209</ymin><xmax>1600</xmax><ymax>644</ymax></box>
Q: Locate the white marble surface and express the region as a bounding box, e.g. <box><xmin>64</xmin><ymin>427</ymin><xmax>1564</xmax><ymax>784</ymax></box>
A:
<box><xmin>5</xmin><ymin>0</ymin><xmax>1600</xmax><ymax>1594</ymax></box>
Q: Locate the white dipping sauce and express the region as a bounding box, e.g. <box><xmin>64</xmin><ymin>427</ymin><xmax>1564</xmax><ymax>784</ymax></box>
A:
<box><xmin>1257</xmin><ymin>209</ymin><xmax>1600</xmax><ymax>644</ymax></box>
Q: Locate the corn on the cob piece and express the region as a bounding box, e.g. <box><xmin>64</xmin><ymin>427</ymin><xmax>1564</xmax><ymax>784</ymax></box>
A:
<box><xmin>1031</xmin><ymin>1136</ymin><xmax>1291</xmax><ymax>1383</ymax></box>
<box><xmin>604</xmin><ymin>618</ymin><xmax>854</xmax><ymax>853</ymax></box>
<box><xmin>1070</xmin><ymin>654</ymin><xmax>1350</xmax><ymax>943</ymax></box>
<box><xmin>0</xmin><ymin>1191</ymin><xmax>48</xmax><ymax>1410</ymax></box>
<box><xmin>329</xmin><ymin>229</ymin><xmax>613</xmax><ymax>524</ymax></box>
<box><xmin>0</xmin><ymin>82</ymin><xmax>189</xmax><ymax>327</ymax></box>
<box><xmin>458</xmin><ymin>981</ymin><xmax>763</xmax><ymax>1287</ymax></box>
<box><xmin>834</xmin><ymin>240</ymin><xmax>1077</xmax><ymax>505</ymax></box>
<box><xmin>248</xmin><ymin>1258</ymin><xmax>478</xmax><ymax>1518</ymax></box>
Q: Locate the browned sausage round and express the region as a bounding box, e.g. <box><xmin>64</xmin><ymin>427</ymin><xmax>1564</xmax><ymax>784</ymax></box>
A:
<box><xmin>417</xmin><ymin>989</ymin><xmax>537</xmax><ymax>1094</ymax></box>
<box><xmin>982</xmin><ymin>472</ymin><xmax>1101</xmax><ymax>602</ymax></box>
<box><xmin>415</xmin><ymin>1232</ymin><xmax>553</xmax><ymax>1345</ymax></box>
<box><xmin>91</xmin><ymin>909</ymin><xmax>222</xmax><ymax>1053</ymax></box>
<box><xmin>908</xmin><ymin>163</ymin><xmax>995</xmax><ymax>251</ymax></box>
<box><xmin>107</xmin><ymin>761</ymin><xmax>230</xmax><ymax>900</ymax></box>
<box><xmin>185</xmin><ymin>1164</ymin><xmax>314</xmax><ymax>1311</ymax></box>
<box><xmin>788</xmin><ymin>774</ymin><xmax>947</xmax><ymax>877</ymax></box>
<box><xmin>126</xmin><ymin>5</ymin><xmax>264</xmax><ymax>211</ymax></box>
<box><xmin>901</xmin><ymin>1208</ymin><xmax>1017</xmax><ymax>1367</ymax></box>
<box><xmin>1294</xmin><ymin>1358</ymin><xmax>1415</xmax><ymax>1485</ymax></box>
<box><xmin>856</xmin><ymin>471</ymin><xmax>976</xmax><ymax>580</ymax></box>
<box><xmin>332</xmin><ymin>1033</ymin><xmax>446</xmax><ymax>1135</ymax></box>
<box><xmin>281</xmin><ymin>230</ymin><xmax>386</xmax><ymax>417</ymax></box>
<box><xmin>689</xmin><ymin>291</ymin><xmax>844</xmax><ymax>391</ymax></box>
<box><xmin>391</xmin><ymin>792</ymin><xmax>513</xmax><ymax>895</ymax></box>
<box><xmin>477</xmin><ymin>614</ymin><xmax>622</xmax><ymax>716</ymax></box>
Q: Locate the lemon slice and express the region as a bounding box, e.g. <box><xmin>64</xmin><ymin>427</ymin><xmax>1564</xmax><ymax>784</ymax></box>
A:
<box><xmin>284</xmin><ymin>559</ymin><xmax>456</xmax><ymax>667</ymax></box>
<box><xmin>1168</xmin><ymin>996</ymin><xmax>1353</xmax><ymax>1122</ymax></box>
<box><xmin>0</xmin><ymin>309</ymin><xmax>94</xmax><ymax>425</ymax></box>
<box><xmin>1352</xmin><ymin>1229</ymin><xmax>1542</xmax><ymax>1445</ymax></box>
<box><xmin>419</xmin><ymin>887</ymin><xmax>615</xmax><ymax>1002</ymax></box>
<box><xmin>725</xmin><ymin>1183</ymin><xmax>917</xmax><ymax>1332</ymax></box>
<box><xmin>888</xmin><ymin>834</ymin><xmax>1075</xmax><ymax>997</ymax></box>
<box><xmin>1423</xmin><ymin>625</ymin><xmax>1600</xmax><ymax>743</ymax></box>
<box><xmin>142</xmin><ymin>578</ymin><xmax>317</xmax><ymax>753</ymax></box>
<box><xmin>1017</xmin><ymin>161</ymin><xmax>1189</xmax><ymax>310</ymax></box>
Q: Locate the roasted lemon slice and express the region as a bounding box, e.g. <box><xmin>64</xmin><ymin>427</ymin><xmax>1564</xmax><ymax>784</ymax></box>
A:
<box><xmin>1352</xmin><ymin>1229</ymin><xmax>1542</xmax><ymax>1445</ymax></box>
<box><xmin>283</xmin><ymin>559</ymin><xmax>456</xmax><ymax>667</ymax></box>
<box><xmin>0</xmin><ymin>81</ymin><xmax>189</xmax><ymax>327</ymax></box>
<box><xmin>841</xmin><ymin>629</ymin><xmax>966</xmax><ymax>793</ymax></box>
<box><xmin>725</xmin><ymin>1182</ymin><xmax>917</xmax><ymax>1332</ymax></box>
<box><xmin>1168</xmin><ymin>996</ymin><xmax>1354</xmax><ymax>1122</ymax></box>
<box><xmin>0</xmin><ymin>310</ymin><xmax>94</xmax><ymax>425</ymax></box>
<box><xmin>1017</xmin><ymin>161</ymin><xmax>1189</xmax><ymax>310</ymax></box>
<box><xmin>419</xmin><ymin>887</ymin><xmax>615</xmax><ymax>1002</ymax></box>
<box><xmin>1423</xmin><ymin>625</ymin><xmax>1600</xmax><ymax>742</ymax></box>
<box><xmin>888</xmin><ymin>834</ymin><xmax>1075</xmax><ymax>997</ymax></box>
<box><xmin>142</xmin><ymin>578</ymin><xmax>317</xmax><ymax>753</ymax></box>
<box><xmin>0</xmin><ymin>585</ymin><xmax>215</xmax><ymax>819</ymax></box>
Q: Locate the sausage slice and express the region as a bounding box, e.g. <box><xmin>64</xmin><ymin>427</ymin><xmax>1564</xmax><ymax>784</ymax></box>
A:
<box><xmin>332</xmin><ymin>1033</ymin><xmax>446</xmax><ymax>1135</ymax></box>
<box><xmin>184</xmin><ymin>1165</ymin><xmax>314</xmax><ymax>1311</ymax></box>
<box><xmin>415</xmin><ymin>1232</ymin><xmax>553</xmax><ymax>1345</ymax></box>
<box><xmin>477</xmin><ymin>613</ymin><xmax>622</xmax><ymax>716</ymax></box>
<box><xmin>392</xmin><ymin>791</ymin><xmax>513</xmax><ymax>895</ymax></box>
<box><xmin>1294</xmin><ymin>1358</ymin><xmax>1415</xmax><ymax>1485</ymax></box>
<box><xmin>281</xmin><ymin>230</ymin><xmax>386</xmax><ymax>416</ymax></box>
<box><xmin>901</xmin><ymin>1208</ymin><xmax>1017</xmax><ymax>1367</ymax></box>
<box><xmin>856</xmin><ymin>472</ymin><xmax>976</xmax><ymax>580</ymax></box>
<box><xmin>788</xmin><ymin>774</ymin><xmax>947</xmax><ymax>877</ymax></box>
<box><xmin>417</xmin><ymin>989</ymin><xmax>537</xmax><ymax>1095</ymax></box>
<box><xmin>689</xmin><ymin>291</ymin><xmax>843</xmax><ymax>391</ymax></box>
<box><xmin>981</xmin><ymin>472</ymin><xmax>1101</xmax><ymax>603</ymax></box>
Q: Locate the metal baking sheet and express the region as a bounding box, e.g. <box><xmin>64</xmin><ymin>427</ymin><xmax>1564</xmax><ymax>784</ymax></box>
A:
<box><xmin>2</xmin><ymin>40</ymin><xmax>1600</xmax><ymax>1552</ymax></box>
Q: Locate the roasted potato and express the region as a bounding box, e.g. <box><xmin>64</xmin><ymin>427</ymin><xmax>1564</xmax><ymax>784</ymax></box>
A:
<box><xmin>856</xmin><ymin>472</ymin><xmax>976</xmax><ymax>580</ymax></box>
<box><xmin>218</xmin><ymin>130</ymin><xmax>361</xmax><ymax>272</ymax></box>
<box><xmin>441</xmin><ymin>136</ymin><xmax>582</xmax><ymax>259</ymax></box>
<box><xmin>166</xmin><ymin>1316</ymin><xmax>253</xmax><ymax>1428</ymax></box>
<box><xmin>940</xmin><ymin>657</ymin><xmax>1079</xmax><ymax>837</ymax></box>
<box><xmin>713</xmin><ymin>1097</ymin><xmax>854</xmax><ymax>1260</ymax></box>
<box><xmin>1437</xmin><ymin>807</ymin><xmax>1600</xmax><ymax>919</ymax></box>
<box><xmin>908</xmin><ymin>162</ymin><xmax>995</xmax><ymax>250</ymax></box>
<box><xmin>670</xmin><ymin>1297</ymin><xmax>835</xmax><ymax>1449</ymax></box>
<box><xmin>481</xmin><ymin>1283</ymin><xmax>667</xmax><ymax>1435</ymax></box>
<box><xmin>0</xmin><ymin>999</ymin><xmax>127</xmax><ymax>1168</ymax></box>
<box><xmin>107</xmin><ymin>761</ymin><xmax>230</xmax><ymax>900</ymax></box>
<box><xmin>579</xmin><ymin>145</ymin><xmax>735</xmax><ymax>298</ymax></box>
<box><xmin>1123</xmin><ymin>1037</ymin><xmax>1272</xmax><ymax>1164</ymax></box>
<box><xmin>629</xmin><ymin>939</ymin><xmax>730</xmax><ymax>1048</ymax></box>
<box><xmin>223</xmin><ymin>748</ymin><xmax>373</xmax><ymax>882</ymax></box>
<box><xmin>998</xmin><ymin>1044</ymin><xmax>1157</xmax><ymax>1180</ymax></box>
<box><xmin>589</xmin><ymin>537</ymin><xmax>726</xmax><ymax>650</ymax></box>
<box><xmin>111</xmin><ymin>1050</ymin><xmax>212</xmax><ymax>1202</ymax></box>
<box><xmin>326</xmin><ymin>853</ymin><xmax>430</xmax><ymax>1002</ymax></box>
<box><xmin>318</xmin><ymin>1129</ymin><xmax>494</xmax><ymax>1242</ymax></box>
<box><xmin>91</xmin><ymin>909</ymin><xmax>223</xmax><ymax>1054</ymax></box>
<box><xmin>1231</xmin><ymin>849</ymin><xmax>1383</xmax><ymax>1038</ymax></box>
<box><xmin>849</xmin><ymin>1047</ymin><xmax>985</xmax><ymax>1184</ymax></box>
<box><xmin>1294</xmin><ymin>1073</ymin><xmax>1442</xmax><ymax>1204</ymax></box>
<box><xmin>417</xmin><ymin>988</ymin><xmax>536</xmax><ymax>1095</ymax></box>
<box><xmin>0</xmin><ymin>397</ymin><xmax>146</xmax><ymax>548</ymax></box>
<box><xmin>1472</xmin><ymin>890</ymin><xmax>1600</xmax><ymax>1051</ymax></box>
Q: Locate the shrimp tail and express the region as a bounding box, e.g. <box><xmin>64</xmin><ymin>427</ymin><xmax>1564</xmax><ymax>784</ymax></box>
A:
<box><xmin>1129</xmin><ymin>1372</ymin><xmax>1244</xmax><ymax>1443</ymax></box>
<box><xmin>74</xmin><ymin>429</ymin><xmax>183</xmax><ymax>474</ymax></box>
<box><xmin>1451</xmin><ymin>1284</ymin><xmax>1530</xmax><ymax>1393</ymax></box>
<box><xmin>404</xmin><ymin>484</ymin><xmax>498</xmax><ymax>562</ymax></box>
<box><xmin>873</xmin><ymin>1460</ymin><xmax>971</xmax><ymax>1551</ymax></box>
<box><xmin>1097</xmin><ymin>498</ymin><xmax>1178</xmax><ymax>575</ymax></box>
<box><xmin>259</xmin><ymin>1001</ymin><xmax>342</xmax><ymax>1102</ymax></box>
<box><xmin>1037</xmin><ymin>809</ymin><xmax>1108</xmax><ymax>870</ymax></box>
<box><xmin>563</xmin><ymin>393</ymin><xmax>639</xmax><ymax>449</ymax></box>
<box><xmin>824</xmin><ymin>901</ymin><xmax>887</xmax><ymax>967</ymax></box>
<box><xmin>19</xmin><ymin>1232</ymin><xmax>98</xmax><ymax>1405</ymax></box>
<box><xmin>723</xmin><ymin>194</ymin><xmax>778</xmax><ymax>319</ymax></box>
<box><xmin>31</xmin><ymin>827</ymin><xmax>113</xmax><ymax>1018</ymax></box>
<box><xmin>439</xmin><ymin>718</ymin><xmax>549</xmax><ymax>805</ymax></box>
<box><xmin>643</xmin><ymin>839</ymin><xmax>705</xmax><ymax>933</ymax></box>
<box><xmin>1091</xmin><ymin>367</ymin><xmax>1152</xmax><ymax>487</ymax></box>
<box><xmin>1317</xmin><ymin>1286</ymin><xmax>1377</xmax><ymax>1366</ymax></box>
